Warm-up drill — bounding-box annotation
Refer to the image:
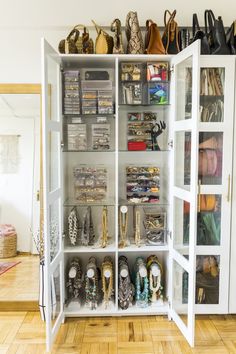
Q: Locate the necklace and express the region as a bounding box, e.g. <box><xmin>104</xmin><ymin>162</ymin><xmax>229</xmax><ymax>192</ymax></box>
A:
<box><xmin>134</xmin><ymin>208</ymin><xmax>141</xmax><ymax>247</ymax></box>
<box><xmin>101</xmin><ymin>256</ymin><xmax>113</xmax><ymax>308</ymax></box>
<box><xmin>101</xmin><ymin>206</ymin><xmax>108</xmax><ymax>248</ymax></box>
<box><xmin>68</xmin><ymin>207</ymin><xmax>79</xmax><ymax>245</ymax></box>
<box><xmin>85</xmin><ymin>257</ymin><xmax>98</xmax><ymax>310</ymax></box>
<box><xmin>81</xmin><ymin>206</ymin><xmax>95</xmax><ymax>246</ymax></box>
<box><xmin>66</xmin><ymin>257</ymin><xmax>83</xmax><ymax>305</ymax></box>
<box><xmin>119</xmin><ymin>206</ymin><xmax>128</xmax><ymax>248</ymax></box>
<box><xmin>147</xmin><ymin>255</ymin><xmax>163</xmax><ymax>303</ymax></box>
<box><xmin>118</xmin><ymin>256</ymin><xmax>134</xmax><ymax>310</ymax></box>
<box><xmin>135</xmin><ymin>257</ymin><xmax>149</xmax><ymax>308</ymax></box>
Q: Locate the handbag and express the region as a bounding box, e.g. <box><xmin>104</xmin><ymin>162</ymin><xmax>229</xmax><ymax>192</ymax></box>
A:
<box><xmin>58</xmin><ymin>28</ymin><xmax>79</xmax><ymax>54</ymax></box>
<box><xmin>178</xmin><ymin>28</ymin><xmax>190</xmax><ymax>51</ymax></box>
<box><xmin>125</xmin><ymin>11</ymin><xmax>144</xmax><ymax>54</ymax></box>
<box><xmin>162</xmin><ymin>10</ymin><xmax>180</xmax><ymax>54</ymax></box>
<box><xmin>73</xmin><ymin>25</ymin><xmax>94</xmax><ymax>54</ymax></box>
<box><xmin>205</xmin><ymin>10</ymin><xmax>230</xmax><ymax>54</ymax></box>
<box><xmin>92</xmin><ymin>20</ymin><xmax>114</xmax><ymax>54</ymax></box>
<box><xmin>145</xmin><ymin>20</ymin><xmax>165</xmax><ymax>54</ymax></box>
<box><xmin>190</xmin><ymin>14</ymin><xmax>210</xmax><ymax>54</ymax></box>
<box><xmin>111</xmin><ymin>18</ymin><xmax>124</xmax><ymax>54</ymax></box>
<box><xmin>226</xmin><ymin>20</ymin><xmax>236</xmax><ymax>54</ymax></box>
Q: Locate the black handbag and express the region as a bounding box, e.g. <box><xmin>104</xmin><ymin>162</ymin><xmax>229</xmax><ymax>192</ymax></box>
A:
<box><xmin>226</xmin><ymin>21</ymin><xmax>236</xmax><ymax>54</ymax></box>
<box><xmin>205</xmin><ymin>10</ymin><xmax>230</xmax><ymax>54</ymax></box>
<box><xmin>190</xmin><ymin>13</ymin><xmax>210</xmax><ymax>54</ymax></box>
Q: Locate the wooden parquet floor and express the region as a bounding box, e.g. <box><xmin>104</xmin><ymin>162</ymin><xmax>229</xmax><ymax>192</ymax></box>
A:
<box><xmin>0</xmin><ymin>312</ymin><xmax>236</xmax><ymax>353</ymax></box>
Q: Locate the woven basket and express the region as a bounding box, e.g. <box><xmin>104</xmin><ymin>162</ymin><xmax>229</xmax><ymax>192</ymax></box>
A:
<box><xmin>0</xmin><ymin>233</ymin><xmax>17</xmax><ymax>258</ymax></box>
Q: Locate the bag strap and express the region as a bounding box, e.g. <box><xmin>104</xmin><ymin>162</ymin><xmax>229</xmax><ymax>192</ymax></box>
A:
<box><xmin>74</xmin><ymin>24</ymin><xmax>88</xmax><ymax>35</ymax></box>
<box><xmin>204</xmin><ymin>10</ymin><xmax>215</xmax><ymax>34</ymax></box>
<box><xmin>192</xmin><ymin>13</ymin><xmax>201</xmax><ymax>37</ymax></box>
<box><xmin>92</xmin><ymin>20</ymin><xmax>101</xmax><ymax>34</ymax></box>
<box><xmin>164</xmin><ymin>9</ymin><xmax>177</xmax><ymax>27</ymax></box>
<box><xmin>66</xmin><ymin>28</ymin><xmax>79</xmax><ymax>42</ymax></box>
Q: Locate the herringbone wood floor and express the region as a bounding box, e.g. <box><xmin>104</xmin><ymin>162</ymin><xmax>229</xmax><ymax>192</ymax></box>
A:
<box><xmin>0</xmin><ymin>311</ymin><xmax>236</xmax><ymax>353</ymax></box>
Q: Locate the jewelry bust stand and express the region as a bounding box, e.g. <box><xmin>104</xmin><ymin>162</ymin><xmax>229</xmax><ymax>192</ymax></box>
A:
<box><xmin>119</xmin><ymin>206</ymin><xmax>129</xmax><ymax>248</ymax></box>
<box><xmin>66</xmin><ymin>257</ymin><xmax>83</xmax><ymax>308</ymax></box>
<box><xmin>101</xmin><ymin>256</ymin><xmax>114</xmax><ymax>309</ymax></box>
<box><xmin>118</xmin><ymin>256</ymin><xmax>134</xmax><ymax>309</ymax></box>
<box><xmin>147</xmin><ymin>255</ymin><xmax>164</xmax><ymax>306</ymax></box>
<box><xmin>135</xmin><ymin>257</ymin><xmax>149</xmax><ymax>308</ymax></box>
<box><xmin>85</xmin><ymin>257</ymin><xmax>99</xmax><ymax>310</ymax></box>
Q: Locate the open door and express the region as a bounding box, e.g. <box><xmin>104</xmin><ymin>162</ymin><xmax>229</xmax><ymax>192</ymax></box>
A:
<box><xmin>41</xmin><ymin>38</ymin><xmax>64</xmax><ymax>352</ymax></box>
<box><xmin>169</xmin><ymin>40</ymin><xmax>200</xmax><ymax>346</ymax></box>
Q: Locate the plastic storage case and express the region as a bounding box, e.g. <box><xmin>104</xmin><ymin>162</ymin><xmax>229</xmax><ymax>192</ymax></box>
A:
<box><xmin>143</xmin><ymin>208</ymin><xmax>167</xmax><ymax>245</ymax></box>
<box><xmin>74</xmin><ymin>166</ymin><xmax>107</xmax><ymax>203</ymax></box>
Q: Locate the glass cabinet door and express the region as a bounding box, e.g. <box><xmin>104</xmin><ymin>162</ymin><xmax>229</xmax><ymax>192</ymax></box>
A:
<box><xmin>194</xmin><ymin>57</ymin><xmax>235</xmax><ymax>312</ymax></box>
<box><xmin>170</xmin><ymin>40</ymin><xmax>200</xmax><ymax>347</ymax></box>
<box><xmin>42</xmin><ymin>38</ymin><xmax>64</xmax><ymax>352</ymax></box>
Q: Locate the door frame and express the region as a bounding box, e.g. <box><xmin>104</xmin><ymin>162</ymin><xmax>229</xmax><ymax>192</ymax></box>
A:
<box><xmin>0</xmin><ymin>83</ymin><xmax>42</xmax><ymax>255</ymax></box>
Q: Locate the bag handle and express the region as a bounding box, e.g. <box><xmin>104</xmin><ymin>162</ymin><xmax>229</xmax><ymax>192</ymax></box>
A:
<box><xmin>66</xmin><ymin>28</ymin><xmax>79</xmax><ymax>42</ymax></box>
<box><xmin>74</xmin><ymin>24</ymin><xmax>88</xmax><ymax>35</ymax></box>
<box><xmin>204</xmin><ymin>9</ymin><xmax>215</xmax><ymax>34</ymax></box>
<box><xmin>164</xmin><ymin>9</ymin><xmax>177</xmax><ymax>27</ymax></box>
<box><xmin>92</xmin><ymin>20</ymin><xmax>101</xmax><ymax>34</ymax></box>
<box><xmin>192</xmin><ymin>13</ymin><xmax>201</xmax><ymax>37</ymax></box>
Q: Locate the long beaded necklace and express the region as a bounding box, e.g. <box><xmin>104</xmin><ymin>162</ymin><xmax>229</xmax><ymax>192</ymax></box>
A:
<box><xmin>118</xmin><ymin>256</ymin><xmax>134</xmax><ymax>310</ymax></box>
<box><xmin>68</xmin><ymin>207</ymin><xmax>79</xmax><ymax>245</ymax></box>
<box><xmin>119</xmin><ymin>206</ymin><xmax>128</xmax><ymax>248</ymax></box>
<box><xmin>66</xmin><ymin>257</ymin><xmax>83</xmax><ymax>305</ymax></box>
<box><xmin>135</xmin><ymin>257</ymin><xmax>149</xmax><ymax>308</ymax></box>
<box><xmin>147</xmin><ymin>255</ymin><xmax>163</xmax><ymax>303</ymax></box>
<box><xmin>85</xmin><ymin>257</ymin><xmax>98</xmax><ymax>310</ymax></box>
<box><xmin>101</xmin><ymin>256</ymin><xmax>113</xmax><ymax>308</ymax></box>
<box><xmin>81</xmin><ymin>206</ymin><xmax>95</xmax><ymax>246</ymax></box>
<box><xmin>100</xmin><ymin>206</ymin><xmax>109</xmax><ymax>248</ymax></box>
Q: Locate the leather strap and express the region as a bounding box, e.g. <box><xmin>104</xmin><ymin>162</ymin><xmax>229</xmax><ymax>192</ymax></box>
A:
<box><xmin>164</xmin><ymin>9</ymin><xmax>177</xmax><ymax>27</ymax></box>
<box><xmin>205</xmin><ymin>9</ymin><xmax>215</xmax><ymax>34</ymax></box>
<box><xmin>192</xmin><ymin>13</ymin><xmax>201</xmax><ymax>37</ymax></box>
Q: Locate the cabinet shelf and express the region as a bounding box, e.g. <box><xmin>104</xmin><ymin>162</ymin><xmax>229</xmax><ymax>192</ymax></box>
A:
<box><xmin>64</xmin><ymin>244</ymin><xmax>116</xmax><ymax>253</ymax></box>
<box><xmin>63</xmin><ymin>149</ymin><xmax>115</xmax><ymax>153</ymax></box>
<box><xmin>117</xmin><ymin>302</ymin><xmax>168</xmax><ymax>315</ymax></box>
<box><xmin>119</xmin><ymin>149</ymin><xmax>171</xmax><ymax>153</ymax></box>
<box><xmin>118</xmin><ymin>244</ymin><xmax>169</xmax><ymax>252</ymax></box>
<box><xmin>64</xmin><ymin>198</ymin><xmax>115</xmax><ymax>207</ymax></box>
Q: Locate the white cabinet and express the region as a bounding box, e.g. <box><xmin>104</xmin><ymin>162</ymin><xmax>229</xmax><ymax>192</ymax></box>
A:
<box><xmin>41</xmin><ymin>39</ymin><xmax>235</xmax><ymax>352</ymax></box>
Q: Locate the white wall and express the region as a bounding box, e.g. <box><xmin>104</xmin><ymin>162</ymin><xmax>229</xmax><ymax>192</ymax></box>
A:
<box><xmin>0</xmin><ymin>0</ymin><xmax>235</xmax><ymax>82</ymax></box>
<box><xmin>0</xmin><ymin>116</ymin><xmax>35</xmax><ymax>252</ymax></box>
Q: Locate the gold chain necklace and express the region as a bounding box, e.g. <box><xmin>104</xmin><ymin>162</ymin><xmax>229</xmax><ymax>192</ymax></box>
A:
<box><xmin>101</xmin><ymin>206</ymin><xmax>108</xmax><ymax>248</ymax></box>
<box><xmin>119</xmin><ymin>206</ymin><xmax>128</xmax><ymax>248</ymax></box>
<box><xmin>134</xmin><ymin>208</ymin><xmax>141</xmax><ymax>247</ymax></box>
<box><xmin>101</xmin><ymin>257</ymin><xmax>113</xmax><ymax>307</ymax></box>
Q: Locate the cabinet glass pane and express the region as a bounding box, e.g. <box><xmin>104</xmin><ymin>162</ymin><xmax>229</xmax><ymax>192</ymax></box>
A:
<box><xmin>200</xmin><ymin>68</ymin><xmax>225</xmax><ymax>122</ymax></box>
<box><xmin>175</xmin><ymin>131</ymin><xmax>191</xmax><ymax>190</ymax></box>
<box><xmin>173</xmin><ymin>260</ymin><xmax>189</xmax><ymax>326</ymax></box>
<box><xmin>174</xmin><ymin>198</ymin><xmax>190</xmax><ymax>255</ymax></box>
<box><xmin>51</xmin><ymin>264</ymin><xmax>61</xmax><ymax>326</ymax></box>
<box><xmin>196</xmin><ymin>255</ymin><xmax>220</xmax><ymax>304</ymax></box>
<box><xmin>197</xmin><ymin>195</ymin><xmax>221</xmax><ymax>245</ymax></box>
<box><xmin>199</xmin><ymin>132</ymin><xmax>223</xmax><ymax>185</ymax></box>
<box><xmin>49</xmin><ymin>199</ymin><xmax>60</xmax><ymax>262</ymax></box>
<box><xmin>49</xmin><ymin>131</ymin><xmax>60</xmax><ymax>192</ymax></box>
<box><xmin>48</xmin><ymin>56</ymin><xmax>59</xmax><ymax>122</ymax></box>
<box><xmin>175</xmin><ymin>58</ymin><xmax>192</xmax><ymax>121</ymax></box>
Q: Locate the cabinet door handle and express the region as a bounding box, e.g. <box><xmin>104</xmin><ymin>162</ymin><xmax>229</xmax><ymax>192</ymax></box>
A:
<box><xmin>227</xmin><ymin>174</ymin><xmax>231</xmax><ymax>202</ymax></box>
<box><xmin>198</xmin><ymin>179</ymin><xmax>201</xmax><ymax>212</ymax></box>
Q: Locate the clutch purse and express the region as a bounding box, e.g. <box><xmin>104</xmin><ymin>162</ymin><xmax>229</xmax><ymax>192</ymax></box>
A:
<box><xmin>128</xmin><ymin>141</ymin><xmax>147</xmax><ymax>151</ymax></box>
<box><xmin>85</xmin><ymin>71</ymin><xmax>109</xmax><ymax>80</ymax></box>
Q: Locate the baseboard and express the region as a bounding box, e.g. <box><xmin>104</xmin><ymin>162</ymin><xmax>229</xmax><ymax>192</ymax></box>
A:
<box><xmin>0</xmin><ymin>301</ymin><xmax>39</xmax><ymax>311</ymax></box>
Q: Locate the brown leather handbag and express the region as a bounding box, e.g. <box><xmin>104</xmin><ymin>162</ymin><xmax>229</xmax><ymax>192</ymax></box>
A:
<box><xmin>92</xmin><ymin>20</ymin><xmax>114</xmax><ymax>54</ymax></box>
<box><xmin>73</xmin><ymin>25</ymin><xmax>94</xmax><ymax>54</ymax></box>
<box><xmin>162</xmin><ymin>10</ymin><xmax>180</xmax><ymax>54</ymax></box>
<box><xmin>145</xmin><ymin>20</ymin><xmax>165</xmax><ymax>54</ymax></box>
